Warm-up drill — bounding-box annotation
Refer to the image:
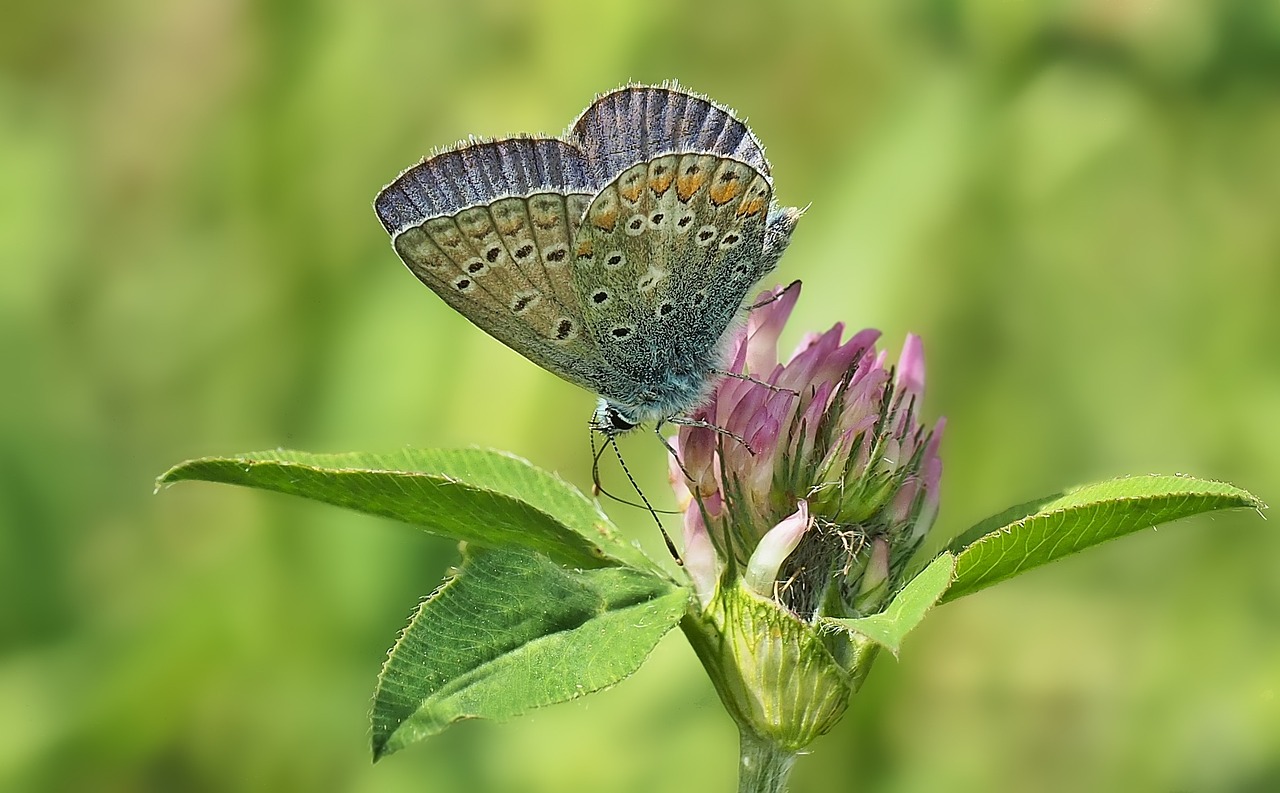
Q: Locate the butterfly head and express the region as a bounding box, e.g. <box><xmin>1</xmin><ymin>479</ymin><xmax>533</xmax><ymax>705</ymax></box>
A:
<box><xmin>591</xmin><ymin>399</ymin><xmax>640</xmax><ymax>437</ymax></box>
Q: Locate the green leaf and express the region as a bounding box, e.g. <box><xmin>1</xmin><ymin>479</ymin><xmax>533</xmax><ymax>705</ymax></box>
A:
<box><xmin>942</xmin><ymin>475</ymin><xmax>1265</xmax><ymax>602</ymax></box>
<box><xmin>372</xmin><ymin>545</ymin><xmax>689</xmax><ymax>759</ymax></box>
<box><xmin>822</xmin><ymin>552</ymin><xmax>955</xmax><ymax>657</ymax></box>
<box><xmin>158</xmin><ymin>448</ymin><xmax>653</xmax><ymax>571</ymax></box>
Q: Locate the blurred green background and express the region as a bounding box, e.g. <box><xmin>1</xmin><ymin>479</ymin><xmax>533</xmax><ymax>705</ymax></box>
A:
<box><xmin>3</xmin><ymin>0</ymin><xmax>1277</xmax><ymax>790</ymax></box>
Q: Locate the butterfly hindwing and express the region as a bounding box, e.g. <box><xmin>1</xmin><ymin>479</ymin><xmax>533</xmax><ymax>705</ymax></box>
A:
<box><xmin>570</xmin><ymin>153</ymin><xmax>777</xmax><ymax>402</ymax></box>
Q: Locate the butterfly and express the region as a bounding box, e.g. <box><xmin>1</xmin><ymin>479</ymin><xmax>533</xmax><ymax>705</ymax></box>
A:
<box><xmin>374</xmin><ymin>83</ymin><xmax>799</xmax><ymax>436</ymax></box>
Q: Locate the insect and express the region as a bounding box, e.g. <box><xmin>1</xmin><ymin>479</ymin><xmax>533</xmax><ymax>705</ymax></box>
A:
<box><xmin>374</xmin><ymin>83</ymin><xmax>799</xmax><ymax>438</ymax></box>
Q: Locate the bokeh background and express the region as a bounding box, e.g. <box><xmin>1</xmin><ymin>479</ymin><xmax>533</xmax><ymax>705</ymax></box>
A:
<box><xmin>3</xmin><ymin>0</ymin><xmax>1277</xmax><ymax>790</ymax></box>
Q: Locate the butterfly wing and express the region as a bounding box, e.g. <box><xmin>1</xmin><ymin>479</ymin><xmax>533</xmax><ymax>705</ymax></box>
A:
<box><xmin>568</xmin><ymin>83</ymin><xmax>772</xmax><ymax>184</ymax></box>
<box><xmin>375</xmin><ymin>138</ymin><xmax>613</xmax><ymax>393</ymax></box>
<box><xmin>569</xmin><ymin>152</ymin><xmax>791</xmax><ymax>414</ymax></box>
<box><xmin>374</xmin><ymin>86</ymin><xmax>800</xmax><ymax>418</ymax></box>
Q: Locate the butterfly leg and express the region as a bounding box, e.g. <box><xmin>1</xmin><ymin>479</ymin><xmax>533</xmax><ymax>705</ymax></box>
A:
<box><xmin>709</xmin><ymin>369</ymin><xmax>801</xmax><ymax>398</ymax></box>
<box><xmin>663</xmin><ymin>415</ymin><xmax>757</xmax><ymax>456</ymax></box>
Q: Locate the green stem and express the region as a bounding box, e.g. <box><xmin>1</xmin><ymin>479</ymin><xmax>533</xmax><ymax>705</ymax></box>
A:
<box><xmin>737</xmin><ymin>728</ymin><xmax>797</xmax><ymax>793</ymax></box>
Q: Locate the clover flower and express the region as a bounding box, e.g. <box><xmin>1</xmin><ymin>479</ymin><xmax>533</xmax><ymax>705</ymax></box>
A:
<box><xmin>673</xmin><ymin>283</ymin><xmax>944</xmax><ymax>750</ymax></box>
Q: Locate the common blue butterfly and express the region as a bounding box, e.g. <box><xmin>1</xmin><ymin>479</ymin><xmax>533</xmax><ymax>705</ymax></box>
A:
<box><xmin>374</xmin><ymin>84</ymin><xmax>799</xmax><ymax>436</ymax></box>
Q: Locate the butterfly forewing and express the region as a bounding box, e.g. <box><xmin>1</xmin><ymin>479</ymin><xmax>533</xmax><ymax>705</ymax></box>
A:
<box><xmin>523</xmin><ymin>193</ymin><xmax>586</xmax><ymax>306</ymax></box>
<box><xmin>375</xmin><ymin>137</ymin><xmax>590</xmax><ymax>234</ymax></box>
<box><xmin>380</xmin><ymin>139</ymin><xmax>611</xmax><ymax>393</ymax></box>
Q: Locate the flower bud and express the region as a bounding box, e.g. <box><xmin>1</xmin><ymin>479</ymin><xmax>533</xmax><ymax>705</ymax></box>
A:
<box><xmin>682</xmin><ymin>582</ymin><xmax>851</xmax><ymax>751</ymax></box>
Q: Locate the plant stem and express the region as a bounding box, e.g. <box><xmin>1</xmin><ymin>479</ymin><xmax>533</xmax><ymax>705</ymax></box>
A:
<box><xmin>737</xmin><ymin>728</ymin><xmax>796</xmax><ymax>793</ymax></box>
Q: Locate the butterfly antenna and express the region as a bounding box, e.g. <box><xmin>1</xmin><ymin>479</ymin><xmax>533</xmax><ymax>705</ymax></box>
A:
<box><xmin>589</xmin><ymin>425</ymin><xmax>679</xmax><ymax>514</ymax></box>
<box><xmin>608</xmin><ymin>432</ymin><xmax>682</xmax><ymax>564</ymax></box>
<box><xmin>590</xmin><ymin>423</ymin><xmax>605</xmax><ymax>496</ymax></box>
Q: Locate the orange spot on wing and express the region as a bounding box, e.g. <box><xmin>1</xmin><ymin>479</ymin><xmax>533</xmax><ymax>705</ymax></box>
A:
<box><xmin>649</xmin><ymin>168</ymin><xmax>674</xmax><ymax>195</ymax></box>
<box><xmin>591</xmin><ymin>205</ymin><xmax>618</xmax><ymax>231</ymax></box>
<box><xmin>736</xmin><ymin>196</ymin><xmax>766</xmax><ymax>217</ymax></box>
<box><xmin>710</xmin><ymin>176</ymin><xmax>744</xmax><ymax>206</ymax></box>
<box><xmin>619</xmin><ymin>179</ymin><xmax>644</xmax><ymax>203</ymax></box>
<box><xmin>676</xmin><ymin>169</ymin><xmax>708</xmax><ymax>203</ymax></box>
